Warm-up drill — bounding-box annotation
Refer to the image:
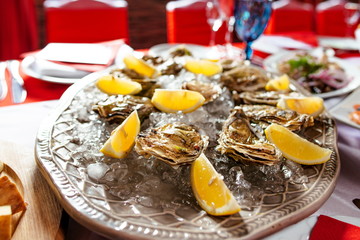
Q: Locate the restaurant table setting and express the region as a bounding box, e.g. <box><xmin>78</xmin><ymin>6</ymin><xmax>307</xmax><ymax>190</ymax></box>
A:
<box><xmin>1</xmin><ymin>27</ymin><xmax>360</xmax><ymax>239</ymax></box>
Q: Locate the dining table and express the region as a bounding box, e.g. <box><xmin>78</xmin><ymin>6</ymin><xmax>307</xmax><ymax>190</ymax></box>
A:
<box><xmin>1</xmin><ymin>33</ymin><xmax>360</xmax><ymax>239</ymax></box>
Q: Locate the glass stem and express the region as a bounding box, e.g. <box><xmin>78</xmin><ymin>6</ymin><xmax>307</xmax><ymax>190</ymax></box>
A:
<box><xmin>225</xmin><ymin>16</ymin><xmax>235</xmax><ymax>57</ymax></box>
<box><xmin>210</xmin><ymin>29</ymin><xmax>216</xmax><ymax>46</ymax></box>
<box><xmin>225</xmin><ymin>16</ymin><xmax>235</xmax><ymax>46</ymax></box>
<box><xmin>245</xmin><ymin>41</ymin><xmax>253</xmax><ymax>60</ymax></box>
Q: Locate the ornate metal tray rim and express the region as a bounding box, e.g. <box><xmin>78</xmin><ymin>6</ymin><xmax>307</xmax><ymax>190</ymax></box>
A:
<box><xmin>35</xmin><ymin>69</ymin><xmax>340</xmax><ymax>240</ymax></box>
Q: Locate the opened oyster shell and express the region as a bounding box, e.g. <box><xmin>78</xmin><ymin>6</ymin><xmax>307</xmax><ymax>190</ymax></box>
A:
<box><xmin>217</xmin><ymin>104</ymin><xmax>314</xmax><ymax>165</ymax></box>
<box><xmin>135</xmin><ymin>122</ymin><xmax>209</xmax><ymax>167</ymax></box>
<box><xmin>220</xmin><ymin>65</ymin><xmax>269</xmax><ymax>92</ymax></box>
<box><xmin>237</xmin><ymin>104</ymin><xmax>314</xmax><ymax>131</ymax></box>
<box><xmin>168</xmin><ymin>45</ymin><xmax>193</xmax><ymax>58</ymax></box>
<box><xmin>217</xmin><ymin>107</ymin><xmax>282</xmax><ymax>165</ymax></box>
<box><xmin>92</xmin><ymin>95</ymin><xmax>155</xmax><ymax>124</ymax></box>
<box><xmin>233</xmin><ymin>91</ymin><xmax>303</xmax><ymax>106</ymax></box>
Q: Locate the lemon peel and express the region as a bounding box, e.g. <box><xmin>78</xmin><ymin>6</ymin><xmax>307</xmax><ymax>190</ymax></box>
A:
<box><xmin>277</xmin><ymin>96</ymin><xmax>324</xmax><ymax>117</ymax></box>
<box><xmin>265</xmin><ymin>74</ymin><xmax>290</xmax><ymax>91</ymax></box>
<box><xmin>151</xmin><ymin>89</ymin><xmax>205</xmax><ymax>113</ymax></box>
<box><xmin>96</xmin><ymin>75</ymin><xmax>142</xmax><ymax>95</ymax></box>
<box><xmin>123</xmin><ymin>54</ymin><xmax>158</xmax><ymax>78</ymax></box>
<box><xmin>265</xmin><ymin>123</ymin><xmax>332</xmax><ymax>165</ymax></box>
<box><xmin>191</xmin><ymin>153</ymin><xmax>241</xmax><ymax>216</ymax></box>
<box><xmin>100</xmin><ymin>110</ymin><xmax>140</xmax><ymax>158</ymax></box>
<box><xmin>184</xmin><ymin>59</ymin><xmax>223</xmax><ymax>76</ymax></box>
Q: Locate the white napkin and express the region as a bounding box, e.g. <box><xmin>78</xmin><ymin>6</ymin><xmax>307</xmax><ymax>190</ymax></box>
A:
<box><xmin>253</xmin><ymin>35</ymin><xmax>313</xmax><ymax>54</ymax></box>
<box><xmin>31</xmin><ymin>57</ymin><xmax>90</xmax><ymax>78</ymax></box>
<box><xmin>36</xmin><ymin>43</ymin><xmax>113</xmax><ymax>65</ymax></box>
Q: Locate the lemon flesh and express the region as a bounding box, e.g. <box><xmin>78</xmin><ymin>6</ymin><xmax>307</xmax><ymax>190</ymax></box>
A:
<box><xmin>277</xmin><ymin>96</ymin><xmax>324</xmax><ymax>117</ymax></box>
<box><xmin>96</xmin><ymin>75</ymin><xmax>142</xmax><ymax>95</ymax></box>
<box><xmin>123</xmin><ymin>54</ymin><xmax>158</xmax><ymax>78</ymax></box>
<box><xmin>265</xmin><ymin>123</ymin><xmax>332</xmax><ymax>165</ymax></box>
<box><xmin>100</xmin><ymin>110</ymin><xmax>140</xmax><ymax>158</ymax></box>
<box><xmin>151</xmin><ymin>89</ymin><xmax>205</xmax><ymax>113</ymax></box>
<box><xmin>184</xmin><ymin>59</ymin><xmax>223</xmax><ymax>76</ymax></box>
<box><xmin>191</xmin><ymin>153</ymin><xmax>241</xmax><ymax>216</ymax></box>
<box><xmin>265</xmin><ymin>74</ymin><xmax>290</xmax><ymax>91</ymax></box>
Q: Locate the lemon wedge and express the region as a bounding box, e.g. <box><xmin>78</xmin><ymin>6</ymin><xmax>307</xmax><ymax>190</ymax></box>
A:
<box><xmin>123</xmin><ymin>54</ymin><xmax>158</xmax><ymax>78</ymax></box>
<box><xmin>191</xmin><ymin>153</ymin><xmax>241</xmax><ymax>216</ymax></box>
<box><xmin>96</xmin><ymin>75</ymin><xmax>142</xmax><ymax>95</ymax></box>
<box><xmin>265</xmin><ymin>74</ymin><xmax>290</xmax><ymax>91</ymax></box>
<box><xmin>265</xmin><ymin>123</ymin><xmax>332</xmax><ymax>165</ymax></box>
<box><xmin>100</xmin><ymin>110</ymin><xmax>140</xmax><ymax>158</ymax></box>
<box><xmin>277</xmin><ymin>96</ymin><xmax>324</xmax><ymax>117</ymax></box>
<box><xmin>151</xmin><ymin>89</ymin><xmax>205</xmax><ymax>113</ymax></box>
<box><xmin>184</xmin><ymin>59</ymin><xmax>223</xmax><ymax>76</ymax></box>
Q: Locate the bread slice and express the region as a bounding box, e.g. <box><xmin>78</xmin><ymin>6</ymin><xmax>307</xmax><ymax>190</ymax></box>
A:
<box><xmin>0</xmin><ymin>176</ymin><xmax>26</xmax><ymax>214</ymax></box>
<box><xmin>0</xmin><ymin>205</ymin><xmax>12</xmax><ymax>240</ymax></box>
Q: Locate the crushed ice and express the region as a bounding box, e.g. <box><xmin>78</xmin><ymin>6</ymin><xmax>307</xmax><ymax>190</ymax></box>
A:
<box><xmin>59</xmin><ymin>72</ymin><xmax>309</xmax><ymax>212</ymax></box>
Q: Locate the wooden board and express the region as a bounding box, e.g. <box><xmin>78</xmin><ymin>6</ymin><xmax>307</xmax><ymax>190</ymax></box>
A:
<box><xmin>0</xmin><ymin>141</ymin><xmax>63</xmax><ymax>239</ymax></box>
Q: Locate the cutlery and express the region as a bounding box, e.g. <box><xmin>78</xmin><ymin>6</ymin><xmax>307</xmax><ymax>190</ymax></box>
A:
<box><xmin>0</xmin><ymin>61</ymin><xmax>8</xmax><ymax>101</ymax></box>
<box><xmin>7</xmin><ymin>60</ymin><xmax>27</xmax><ymax>103</ymax></box>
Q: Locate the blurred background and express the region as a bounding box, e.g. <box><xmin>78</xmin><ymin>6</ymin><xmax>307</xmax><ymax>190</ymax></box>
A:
<box><xmin>1</xmin><ymin>0</ymin><xmax>359</xmax><ymax>61</ymax></box>
<box><xmin>32</xmin><ymin>0</ymin><xmax>360</xmax><ymax>48</ymax></box>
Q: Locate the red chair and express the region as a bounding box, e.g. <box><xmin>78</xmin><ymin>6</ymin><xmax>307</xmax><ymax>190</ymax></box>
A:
<box><xmin>166</xmin><ymin>0</ymin><xmax>227</xmax><ymax>45</ymax></box>
<box><xmin>265</xmin><ymin>0</ymin><xmax>315</xmax><ymax>34</ymax></box>
<box><xmin>316</xmin><ymin>0</ymin><xmax>359</xmax><ymax>37</ymax></box>
<box><xmin>44</xmin><ymin>0</ymin><xmax>129</xmax><ymax>44</ymax></box>
<box><xmin>0</xmin><ymin>0</ymin><xmax>39</xmax><ymax>60</ymax></box>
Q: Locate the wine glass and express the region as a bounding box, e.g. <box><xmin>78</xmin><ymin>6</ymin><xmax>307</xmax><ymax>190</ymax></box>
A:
<box><xmin>218</xmin><ymin>0</ymin><xmax>236</xmax><ymax>58</ymax></box>
<box><xmin>234</xmin><ymin>0</ymin><xmax>272</xmax><ymax>61</ymax></box>
<box><xmin>206</xmin><ymin>0</ymin><xmax>223</xmax><ymax>47</ymax></box>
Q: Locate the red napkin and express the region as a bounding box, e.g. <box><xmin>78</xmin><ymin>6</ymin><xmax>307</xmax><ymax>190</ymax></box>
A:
<box><xmin>309</xmin><ymin>215</ymin><xmax>360</xmax><ymax>240</ymax></box>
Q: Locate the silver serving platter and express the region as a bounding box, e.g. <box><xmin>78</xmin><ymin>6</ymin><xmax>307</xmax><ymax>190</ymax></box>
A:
<box><xmin>35</xmin><ymin>69</ymin><xmax>340</xmax><ymax>240</ymax></box>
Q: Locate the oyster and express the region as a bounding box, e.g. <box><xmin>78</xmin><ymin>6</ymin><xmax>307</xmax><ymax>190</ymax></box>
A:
<box><xmin>92</xmin><ymin>95</ymin><xmax>155</xmax><ymax>124</ymax></box>
<box><xmin>220</xmin><ymin>64</ymin><xmax>269</xmax><ymax>92</ymax></box>
<box><xmin>168</xmin><ymin>45</ymin><xmax>193</xmax><ymax>58</ymax></box>
<box><xmin>142</xmin><ymin>55</ymin><xmax>166</xmax><ymax>66</ymax></box>
<box><xmin>111</xmin><ymin>68</ymin><xmax>145</xmax><ymax>80</ymax></box>
<box><xmin>159</xmin><ymin>60</ymin><xmax>183</xmax><ymax>76</ymax></box>
<box><xmin>135</xmin><ymin>122</ymin><xmax>209</xmax><ymax>166</ymax></box>
<box><xmin>233</xmin><ymin>91</ymin><xmax>303</xmax><ymax>106</ymax></box>
<box><xmin>219</xmin><ymin>58</ymin><xmax>244</xmax><ymax>72</ymax></box>
<box><xmin>182</xmin><ymin>80</ymin><xmax>222</xmax><ymax>103</ymax></box>
<box><xmin>217</xmin><ymin>104</ymin><xmax>314</xmax><ymax>165</ymax></box>
<box><xmin>237</xmin><ymin>104</ymin><xmax>314</xmax><ymax>131</ymax></box>
<box><xmin>234</xmin><ymin>91</ymin><xmax>282</xmax><ymax>106</ymax></box>
<box><xmin>217</xmin><ymin>107</ymin><xmax>282</xmax><ymax>165</ymax></box>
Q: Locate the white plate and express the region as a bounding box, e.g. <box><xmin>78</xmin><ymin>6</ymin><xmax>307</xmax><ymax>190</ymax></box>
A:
<box><xmin>264</xmin><ymin>215</ymin><xmax>360</xmax><ymax>240</ymax></box>
<box><xmin>329</xmin><ymin>86</ymin><xmax>360</xmax><ymax>129</ymax></box>
<box><xmin>21</xmin><ymin>56</ymin><xmax>87</xmax><ymax>84</ymax></box>
<box><xmin>263</xmin><ymin>50</ymin><xmax>360</xmax><ymax>98</ymax></box>
<box><xmin>148</xmin><ymin>43</ymin><xmax>221</xmax><ymax>59</ymax></box>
